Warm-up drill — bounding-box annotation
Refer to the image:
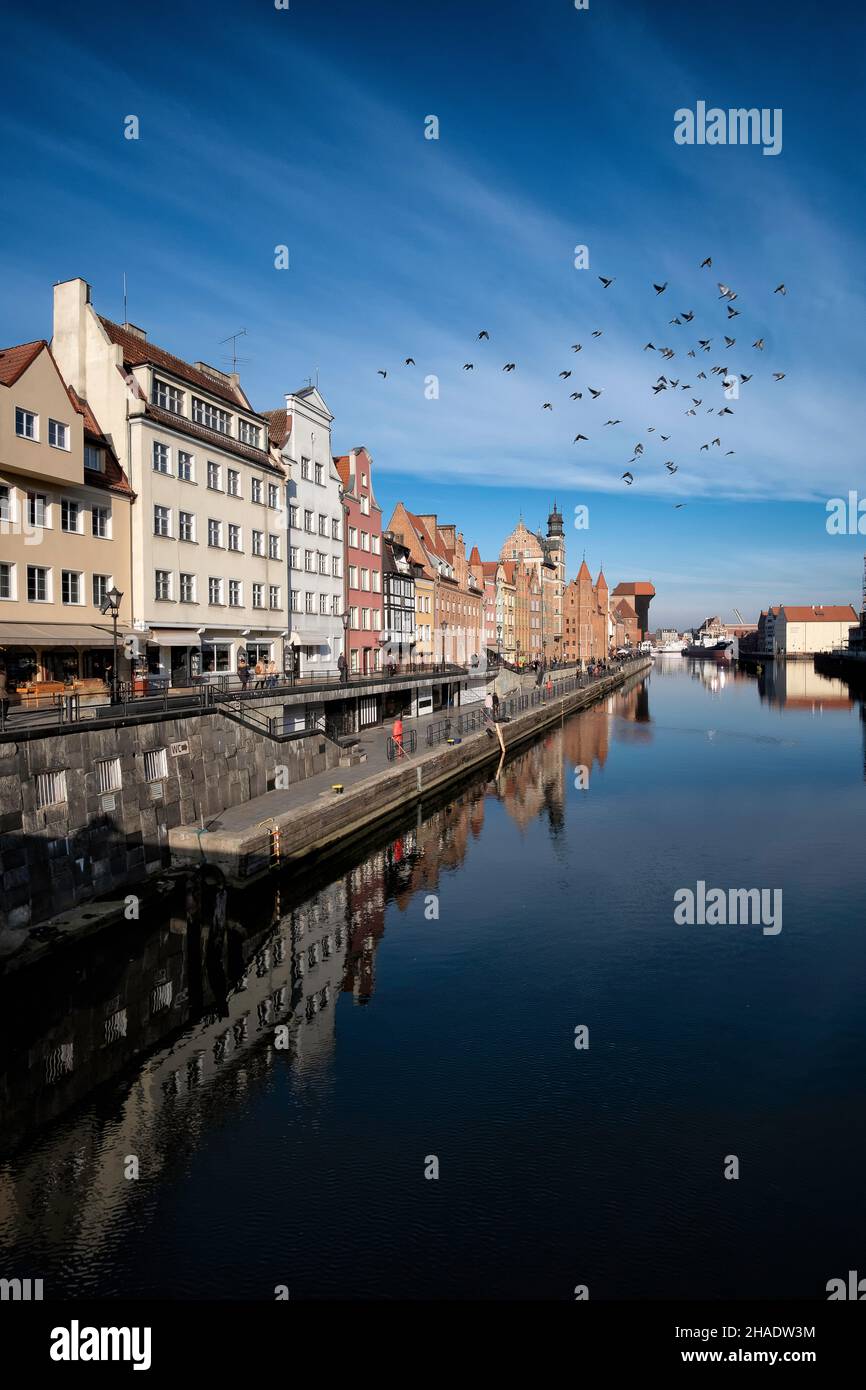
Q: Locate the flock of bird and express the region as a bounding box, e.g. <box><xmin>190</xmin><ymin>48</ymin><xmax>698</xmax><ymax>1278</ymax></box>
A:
<box><xmin>377</xmin><ymin>256</ymin><xmax>789</xmax><ymax>502</ymax></box>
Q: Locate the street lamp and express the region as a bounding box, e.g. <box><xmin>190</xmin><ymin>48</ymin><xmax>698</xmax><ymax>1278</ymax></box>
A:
<box><xmin>341</xmin><ymin>609</ymin><xmax>350</xmax><ymax>683</ymax></box>
<box><xmin>441</xmin><ymin>621</ymin><xmax>448</xmax><ymax>668</ymax></box>
<box><xmin>497</xmin><ymin>621</ymin><xmax>503</xmax><ymax>663</ymax></box>
<box><xmin>100</xmin><ymin>585</ymin><xmax>123</xmax><ymax>704</ymax></box>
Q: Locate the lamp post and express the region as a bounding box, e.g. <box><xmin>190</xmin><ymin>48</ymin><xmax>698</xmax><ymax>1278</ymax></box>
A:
<box><xmin>341</xmin><ymin>609</ymin><xmax>350</xmax><ymax>683</ymax></box>
<box><xmin>100</xmin><ymin>585</ymin><xmax>123</xmax><ymax>704</ymax></box>
<box><xmin>441</xmin><ymin>621</ymin><xmax>448</xmax><ymax>669</ymax></box>
<box><xmin>497</xmin><ymin>621</ymin><xmax>503</xmax><ymax>664</ymax></box>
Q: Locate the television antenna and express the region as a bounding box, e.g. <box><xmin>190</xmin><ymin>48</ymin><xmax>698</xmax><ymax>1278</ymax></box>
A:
<box><xmin>220</xmin><ymin>328</ymin><xmax>250</xmax><ymax>373</ymax></box>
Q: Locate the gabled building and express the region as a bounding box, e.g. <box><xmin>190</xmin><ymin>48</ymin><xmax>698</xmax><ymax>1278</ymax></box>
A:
<box><xmin>610</xmin><ymin>581</ymin><xmax>655</xmax><ymax>642</ymax></box>
<box><xmin>0</xmin><ymin>338</ymin><xmax>134</xmax><ymax>691</ymax></box>
<box><xmin>562</xmin><ymin>561</ymin><xmax>609</xmax><ymax>662</ymax></box>
<box><xmin>381</xmin><ymin>531</ymin><xmax>419</xmax><ymax>661</ymax></box>
<box><xmin>52</xmin><ymin>278</ymin><xmax>288</xmax><ymax>683</ymax></box>
<box><xmin>265</xmin><ymin>388</ymin><xmax>344</xmax><ymax>677</ymax></box>
<box><xmin>499</xmin><ymin>507</ymin><xmax>565</xmax><ymax>663</ymax></box>
<box><xmin>334</xmin><ymin>447</ymin><xmax>383</xmax><ymax>675</ymax></box>
<box><xmin>773</xmin><ymin>605</ymin><xmax>858</xmax><ymax>657</ymax></box>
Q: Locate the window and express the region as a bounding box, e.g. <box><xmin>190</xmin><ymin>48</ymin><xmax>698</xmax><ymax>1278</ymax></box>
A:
<box><xmin>192</xmin><ymin>398</ymin><xmax>230</xmax><ymax>433</ymax></box>
<box><xmin>92</xmin><ymin>574</ymin><xmax>111</xmax><ymax>608</ymax></box>
<box><xmin>0</xmin><ymin>562</ymin><xmax>13</xmax><ymax>600</ymax></box>
<box><xmin>361</xmin><ymin>568</ymin><xmax>370</xmax><ymax>591</ymax></box>
<box><xmin>92</xmin><ymin>505</ymin><xmax>110</xmax><ymax>538</ymax></box>
<box><xmin>208</xmin><ymin>518</ymin><xmax>222</xmax><ymax>548</ymax></box>
<box><xmin>143</xmin><ymin>748</ymin><xmax>168</xmax><ymax>783</ymax></box>
<box><xmin>372</xmin><ymin>571</ymin><xmax>380</xmax><ymax>593</ymax></box>
<box><xmin>179</xmin><ymin>510</ymin><xmax>195</xmax><ymax>542</ymax></box>
<box><xmin>227</xmin><ymin>468</ymin><xmax>240</xmax><ymax>496</ymax></box>
<box><xmin>304</xmin><ymin>509</ymin><xmax>313</xmax><ymax>532</ymax></box>
<box><xmin>269</xmin><ymin>585</ymin><xmax>280</xmax><ymax>609</ymax></box>
<box><xmin>155</xmin><ymin>569</ymin><xmax>172</xmax><ymax>600</ymax></box>
<box><xmin>350</xmin><ymin>605</ymin><xmax>359</xmax><ymax>629</ymax></box>
<box><xmin>360</xmin><ymin>531</ymin><xmax>369</xmax><ymax>551</ymax></box>
<box><xmin>153</xmin><ymin>441</ymin><xmax>170</xmax><ymax>474</ymax></box>
<box><xmin>177</xmin><ymin>451</ymin><xmax>193</xmax><ymax>481</ymax></box>
<box><xmin>15</xmin><ymin>407</ymin><xmax>37</xmax><ymax>440</ymax></box>
<box><xmin>96</xmin><ymin>758</ymin><xmax>122</xmax><ymax>793</ymax></box>
<box><xmin>0</xmin><ymin>484</ymin><xmax>10</xmax><ymax>522</ymax></box>
<box><xmin>206</xmin><ymin>461</ymin><xmax>221</xmax><ymax>491</ymax></box>
<box><xmin>371</xmin><ymin>535</ymin><xmax>380</xmax><ymax>556</ymax></box>
<box><xmin>153</xmin><ymin>378</ymin><xmax>184</xmax><ymax>413</ymax></box>
<box><xmin>319</xmin><ymin>593</ymin><xmax>329</xmax><ymax>615</ymax></box>
<box><xmin>227</xmin><ymin>523</ymin><xmax>241</xmax><ymax>551</ymax></box>
<box><xmin>268</xmin><ymin>483</ymin><xmax>279</xmax><ymax>508</ymax></box>
<box><xmin>27</xmin><ymin>566</ymin><xmax>49</xmax><ymax>602</ymax></box>
<box><xmin>360</xmin><ymin>494</ymin><xmax>369</xmax><ymax>516</ymax></box>
<box><xmin>228</xmin><ymin>579</ymin><xmax>242</xmax><ymax>607</ymax></box>
<box><xmin>208</xmin><ymin>577</ymin><xmax>223</xmax><ymax>605</ymax></box>
<box><xmin>61</xmin><ymin>500</ymin><xmax>81</xmax><ymax>533</ymax></box>
<box><xmin>300</xmin><ymin>457</ymin><xmax>311</xmax><ymax>481</ymax></box>
<box><xmin>154</xmin><ymin>505</ymin><xmax>171</xmax><ymax>537</ymax></box>
<box><xmin>348</xmin><ymin>526</ymin><xmax>357</xmax><ymax>547</ymax></box>
<box><xmin>251</xmin><ymin>478</ymin><xmax>263</xmax><ymax>504</ymax></box>
<box><xmin>61</xmin><ymin>570</ymin><xmax>82</xmax><ymax>604</ymax></box>
<box><xmin>27</xmin><ymin>492</ymin><xmax>47</xmax><ymax>528</ymax></box>
<box><xmin>48</xmin><ymin>419</ymin><xmax>70</xmax><ymax>450</ymax></box>
<box><xmin>252</xmin><ymin>583</ymin><xmax>264</xmax><ymax>609</ymax></box>
<box><xmin>290</xmin><ymin>546</ymin><xmax>299</xmax><ymax>570</ymax></box>
<box><xmin>332</xmin><ymin>517</ymin><xmax>341</xmax><ymax>541</ymax></box>
<box><xmin>349</xmin><ymin>566</ymin><xmax>358</xmax><ymax>588</ymax></box>
<box><xmin>179</xmin><ymin>572</ymin><xmax>196</xmax><ymax>603</ymax></box>
<box><xmin>315</xmin><ymin>462</ymin><xmax>324</xmax><ymax>486</ymax></box>
<box><xmin>350</xmin><ymin>649</ymin><xmax>359</xmax><ymax>673</ymax></box>
<box><xmin>247</xmin><ymin>530</ymin><xmax>261</xmax><ymax>557</ymax></box>
<box><xmin>307</xmin><ymin>552</ymin><xmax>317</xmax><ymax>574</ymax></box>
<box><xmin>239</xmin><ymin>420</ymin><xmax>261</xmax><ymax>448</ymax></box>
<box><xmin>305</xmin><ymin>592</ymin><xmax>315</xmax><ymax>614</ymax></box>
<box><xmin>290</xmin><ymin>591</ymin><xmax>301</xmax><ymax>613</ymax></box>
<box><xmin>289</xmin><ymin>504</ymin><xmax>299</xmax><ymax>528</ymax></box>
<box><xmin>318</xmin><ymin>553</ymin><xmax>328</xmax><ymax>576</ymax></box>
<box><xmin>362</xmin><ymin>608</ymin><xmax>370</xmax><ymax>630</ymax></box>
<box><xmin>268</xmin><ymin>534</ymin><xmax>280</xmax><ymax>560</ymax></box>
<box><xmin>331</xmin><ymin>594</ymin><xmax>341</xmax><ymax>616</ymax></box>
<box><xmin>361</xmin><ymin>472</ymin><xmax>367</xmax><ymax>487</ymax></box>
<box><xmin>36</xmin><ymin>770</ymin><xmax>67</xmax><ymax>808</ymax></box>
<box><xmin>318</xmin><ymin>515</ymin><xmax>327</xmax><ymax>537</ymax></box>
<box><xmin>332</xmin><ymin>555</ymin><xmax>341</xmax><ymax>579</ymax></box>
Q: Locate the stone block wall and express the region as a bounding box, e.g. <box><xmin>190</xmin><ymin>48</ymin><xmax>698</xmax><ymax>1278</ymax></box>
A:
<box><xmin>0</xmin><ymin>712</ymin><xmax>342</xmax><ymax>932</ymax></box>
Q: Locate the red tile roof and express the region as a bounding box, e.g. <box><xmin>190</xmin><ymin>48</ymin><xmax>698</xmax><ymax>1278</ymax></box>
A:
<box><xmin>469</xmin><ymin>545</ymin><xmax>482</xmax><ymax>565</ymax></box>
<box><xmin>263</xmin><ymin>408</ymin><xmax>291</xmax><ymax>448</ymax></box>
<box><xmin>0</xmin><ymin>339</ymin><xmax>46</xmax><ymax>386</ymax></box>
<box><xmin>612</xmin><ymin>581</ymin><xmax>656</xmax><ymax>596</ymax></box>
<box><xmin>576</xmin><ymin>559</ymin><xmax>592</xmax><ymax>581</ymax></box>
<box><xmin>481</xmin><ymin>561</ymin><xmax>499</xmax><ymax>577</ymax></box>
<box><xmin>67</xmin><ymin>386</ymin><xmax>135</xmax><ymax>497</ymax></box>
<box><xmin>780</xmin><ymin>605</ymin><xmax>858</xmax><ymax>622</ymax></box>
<box><xmin>99</xmin><ymin>316</ymin><xmax>252</xmax><ymax>409</ymax></box>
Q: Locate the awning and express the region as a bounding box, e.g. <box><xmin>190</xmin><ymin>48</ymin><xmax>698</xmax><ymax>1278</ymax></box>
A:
<box><xmin>0</xmin><ymin>622</ymin><xmax>125</xmax><ymax>648</ymax></box>
<box><xmin>148</xmin><ymin>628</ymin><xmax>202</xmax><ymax>648</ymax></box>
<box><xmin>288</xmin><ymin>630</ymin><xmax>330</xmax><ymax>647</ymax></box>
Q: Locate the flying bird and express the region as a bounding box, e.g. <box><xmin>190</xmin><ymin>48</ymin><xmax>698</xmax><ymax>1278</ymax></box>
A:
<box><xmin>698</xmin><ymin>339</ymin><xmax>712</xmax><ymax>351</ymax></box>
<box><xmin>604</xmin><ymin>419</ymin><xmax>621</xmax><ymax>426</ymax></box>
<box><xmin>477</xmin><ymin>330</ymin><xmax>490</xmax><ymax>340</ymax></box>
<box><xmin>652</xmin><ymin>383</ymin><xmax>667</xmax><ymax>394</ymax></box>
<box><xmin>670</xmin><ymin>317</ymin><xmax>682</xmax><ymax>326</ymax></box>
<box><xmin>570</xmin><ymin>391</ymin><xmax>583</xmax><ymax>399</ymax></box>
<box><xmin>653</xmin><ymin>282</ymin><xmax>668</xmax><ymax>294</ymax></box>
<box><xmin>718</xmin><ymin>284</ymin><xmax>737</xmax><ymax>300</ymax></box>
<box><xmin>588</xmin><ymin>387</ymin><xmax>602</xmax><ymax>399</ymax></box>
<box><xmin>559</xmin><ymin>370</ymin><xmax>572</xmax><ymax>378</ymax></box>
<box><xmin>719</xmin><ymin>406</ymin><xmax>734</xmax><ymax>415</ymax></box>
<box><xmin>574</xmin><ymin>433</ymin><xmax>589</xmax><ymax>442</ymax></box>
<box><xmin>753</xmin><ymin>338</ymin><xmax>765</xmax><ymax>350</ymax></box>
<box><xmin>712</xmin><ymin>437</ymin><xmax>721</xmax><ymax>447</ymax></box>
<box><xmin>724</xmin><ymin>336</ymin><xmax>736</xmax><ymax>348</ymax></box>
<box><xmin>463</xmin><ymin>363</ymin><xmax>474</xmax><ymax>370</ymax></box>
<box><xmin>599</xmin><ymin>276</ymin><xmax>615</xmax><ymax>288</ymax></box>
<box><xmin>633</xmin><ymin>443</ymin><xmax>644</xmax><ymax>455</ymax></box>
<box><xmin>622</xmin><ymin>471</ymin><xmax>634</xmax><ymax>484</ymax></box>
<box><xmin>502</xmin><ymin>362</ymin><xmax>516</xmax><ymax>372</ymax></box>
<box><xmin>773</xmin><ymin>372</ymin><xmax>786</xmax><ymax>380</ymax></box>
<box><xmin>404</xmin><ymin>357</ymin><xmax>415</xmax><ymax>366</ymax></box>
<box><xmin>542</xmin><ymin>402</ymin><xmax>553</xmax><ymax>410</ymax></box>
<box><xmin>660</xmin><ymin>348</ymin><xmax>675</xmax><ymax>360</ymax></box>
<box><xmin>687</xmin><ymin>349</ymin><xmax>696</xmax><ymax>358</ymax></box>
<box><xmin>740</xmin><ymin>373</ymin><xmax>752</xmax><ymax>383</ymax></box>
<box><xmin>681</xmin><ymin>310</ymin><xmax>695</xmax><ymax>321</ymax></box>
<box><xmin>725</xmin><ymin>450</ymin><xmax>735</xmax><ymax>456</ymax></box>
<box><xmin>674</xmin><ymin>503</ymin><xmax>686</xmax><ymax>509</ymax></box>
<box><xmin>665</xmin><ymin>461</ymin><xmax>678</xmax><ymax>473</ymax></box>
<box><xmin>644</xmin><ymin>343</ymin><xmax>656</xmax><ymax>351</ymax></box>
<box><xmin>572</xmin><ymin>344</ymin><xmax>583</xmax><ymax>352</ymax></box>
<box><xmin>700</xmin><ymin>443</ymin><xmax>709</xmax><ymax>451</ymax></box>
<box><xmin>591</xmin><ymin>330</ymin><xmax>603</xmax><ymax>337</ymax></box>
<box><xmin>774</xmin><ymin>284</ymin><xmax>787</xmax><ymax>295</ymax></box>
<box><xmin>700</xmin><ymin>257</ymin><xmax>712</xmax><ymax>268</ymax></box>
<box><xmin>727</xmin><ymin>305</ymin><xmax>740</xmax><ymax>319</ymax></box>
<box><xmin>660</xmin><ymin>435</ymin><xmax>670</xmax><ymax>441</ymax></box>
<box><xmin>377</xmin><ymin>369</ymin><xmax>387</xmax><ymax>378</ymax></box>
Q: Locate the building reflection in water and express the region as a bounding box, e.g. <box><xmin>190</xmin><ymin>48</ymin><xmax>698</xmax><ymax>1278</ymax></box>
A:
<box><xmin>0</xmin><ymin>672</ymin><xmax>651</xmax><ymax>1256</ymax></box>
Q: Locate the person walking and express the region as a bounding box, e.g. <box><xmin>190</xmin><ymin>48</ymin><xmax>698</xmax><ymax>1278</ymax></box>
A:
<box><xmin>492</xmin><ymin>690</ymin><xmax>500</xmax><ymax>721</ymax></box>
<box><xmin>267</xmin><ymin>658</ymin><xmax>277</xmax><ymax>688</ymax></box>
<box><xmin>392</xmin><ymin>713</ymin><xmax>404</xmax><ymax>758</ymax></box>
<box><xmin>238</xmin><ymin>654</ymin><xmax>250</xmax><ymax>691</ymax></box>
<box><xmin>338</xmin><ymin>652</ymin><xmax>348</xmax><ymax>686</ymax></box>
<box><xmin>546</xmin><ymin>675</ymin><xmax>553</xmax><ymax>698</ymax></box>
<box><xmin>254</xmin><ymin>658</ymin><xmax>265</xmax><ymax>690</ymax></box>
<box><xmin>484</xmin><ymin>689</ymin><xmax>495</xmax><ymax>737</ymax></box>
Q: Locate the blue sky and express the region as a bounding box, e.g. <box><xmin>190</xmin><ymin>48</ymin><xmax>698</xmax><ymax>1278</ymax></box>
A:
<box><xmin>1</xmin><ymin>0</ymin><xmax>864</xmax><ymax>626</ymax></box>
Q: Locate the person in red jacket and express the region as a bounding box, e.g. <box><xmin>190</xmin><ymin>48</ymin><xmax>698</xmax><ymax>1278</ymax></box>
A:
<box><xmin>392</xmin><ymin>714</ymin><xmax>404</xmax><ymax>758</ymax></box>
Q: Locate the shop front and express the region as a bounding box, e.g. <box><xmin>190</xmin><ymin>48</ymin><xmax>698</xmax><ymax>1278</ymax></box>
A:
<box><xmin>0</xmin><ymin>622</ymin><xmax>132</xmax><ymax>706</ymax></box>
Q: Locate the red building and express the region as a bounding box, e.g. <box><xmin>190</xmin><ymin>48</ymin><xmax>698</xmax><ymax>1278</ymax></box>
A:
<box><xmin>334</xmin><ymin>447</ymin><xmax>383</xmax><ymax>674</ymax></box>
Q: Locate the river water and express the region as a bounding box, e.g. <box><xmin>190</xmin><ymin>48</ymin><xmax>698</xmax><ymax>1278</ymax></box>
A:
<box><xmin>1</xmin><ymin>659</ymin><xmax>864</xmax><ymax>1300</ymax></box>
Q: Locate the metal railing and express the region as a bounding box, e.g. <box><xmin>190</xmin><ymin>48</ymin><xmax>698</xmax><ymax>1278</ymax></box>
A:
<box><xmin>386</xmin><ymin>729</ymin><xmax>417</xmax><ymax>760</ymax></box>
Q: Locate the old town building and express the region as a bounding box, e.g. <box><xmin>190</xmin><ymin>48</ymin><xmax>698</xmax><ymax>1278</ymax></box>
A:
<box><xmin>562</xmin><ymin>561</ymin><xmax>609</xmax><ymax>663</ymax></box>
<box><xmin>381</xmin><ymin>531</ymin><xmax>419</xmax><ymax>661</ymax></box>
<box><xmin>52</xmin><ymin>279</ymin><xmax>288</xmax><ymax>683</ymax></box>
<box><xmin>335</xmin><ymin>447</ymin><xmax>383</xmax><ymax>675</ymax></box>
<box><xmin>499</xmin><ymin>505</ymin><xmax>565</xmax><ymax>663</ymax></box>
<box><xmin>0</xmin><ymin>338</ymin><xmax>134</xmax><ymax>694</ymax></box>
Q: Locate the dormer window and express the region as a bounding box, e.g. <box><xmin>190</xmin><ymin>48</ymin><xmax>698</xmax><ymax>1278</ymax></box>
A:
<box><xmin>239</xmin><ymin>420</ymin><xmax>261</xmax><ymax>448</ymax></box>
<box><xmin>153</xmin><ymin>378</ymin><xmax>184</xmax><ymax>414</ymax></box>
<box><xmin>192</xmin><ymin>397</ymin><xmax>230</xmax><ymax>434</ymax></box>
<box><xmin>84</xmin><ymin>444</ymin><xmax>104</xmax><ymax>472</ymax></box>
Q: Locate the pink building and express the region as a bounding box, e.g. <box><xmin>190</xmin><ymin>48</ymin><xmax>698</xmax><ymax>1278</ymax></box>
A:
<box><xmin>334</xmin><ymin>447</ymin><xmax>383</xmax><ymax>674</ymax></box>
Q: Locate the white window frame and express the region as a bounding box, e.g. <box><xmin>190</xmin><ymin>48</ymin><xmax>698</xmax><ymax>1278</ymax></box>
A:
<box><xmin>48</xmin><ymin>419</ymin><xmax>70</xmax><ymax>450</ymax></box>
<box><xmin>27</xmin><ymin>564</ymin><xmax>51</xmax><ymax>603</ymax></box>
<box><xmin>15</xmin><ymin>407</ymin><xmax>38</xmax><ymax>441</ymax></box>
<box><xmin>61</xmin><ymin>569</ymin><xmax>84</xmax><ymax>606</ymax></box>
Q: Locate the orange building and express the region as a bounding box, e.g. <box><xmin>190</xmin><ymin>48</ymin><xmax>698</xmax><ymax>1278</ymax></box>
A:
<box><xmin>561</xmin><ymin>561</ymin><xmax>609</xmax><ymax>662</ymax></box>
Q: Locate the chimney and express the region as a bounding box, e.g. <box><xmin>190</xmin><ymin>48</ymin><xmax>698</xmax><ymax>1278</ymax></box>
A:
<box><xmin>123</xmin><ymin>322</ymin><xmax>147</xmax><ymax>340</ymax></box>
<box><xmin>52</xmin><ymin>277</ymin><xmax>91</xmax><ymax>396</ymax></box>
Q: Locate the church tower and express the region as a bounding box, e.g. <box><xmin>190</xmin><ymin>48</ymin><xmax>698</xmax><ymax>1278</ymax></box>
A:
<box><xmin>546</xmin><ymin>501</ymin><xmax>566</xmax><ymax>641</ymax></box>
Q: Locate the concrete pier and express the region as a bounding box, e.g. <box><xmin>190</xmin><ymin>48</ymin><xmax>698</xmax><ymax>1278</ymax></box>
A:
<box><xmin>169</xmin><ymin>658</ymin><xmax>652</xmax><ymax>885</ymax></box>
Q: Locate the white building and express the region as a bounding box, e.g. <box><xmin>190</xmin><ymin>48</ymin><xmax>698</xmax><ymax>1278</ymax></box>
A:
<box><xmin>52</xmin><ymin>279</ymin><xmax>289</xmax><ymax>682</ymax></box>
<box><xmin>773</xmin><ymin>605</ymin><xmax>859</xmax><ymax>657</ymax></box>
<box><xmin>265</xmin><ymin>388</ymin><xmax>344</xmax><ymax>676</ymax></box>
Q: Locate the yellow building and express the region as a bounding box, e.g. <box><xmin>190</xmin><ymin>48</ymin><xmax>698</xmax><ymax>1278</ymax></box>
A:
<box><xmin>0</xmin><ymin>339</ymin><xmax>134</xmax><ymax>695</ymax></box>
